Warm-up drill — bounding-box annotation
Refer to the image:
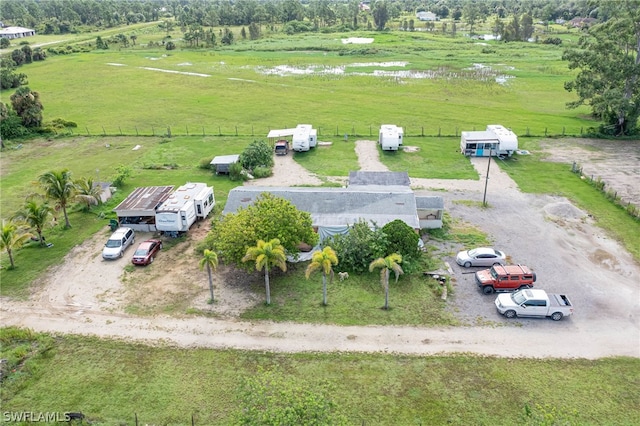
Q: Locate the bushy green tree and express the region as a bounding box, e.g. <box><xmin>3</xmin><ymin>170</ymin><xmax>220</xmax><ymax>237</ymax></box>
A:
<box><xmin>563</xmin><ymin>0</ymin><xmax>640</xmax><ymax>136</ymax></box>
<box><xmin>0</xmin><ymin>102</ymin><xmax>29</xmax><ymax>139</ymax></box>
<box><xmin>324</xmin><ymin>220</ymin><xmax>387</xmax><ymax>273</ymax></box>
<box><xmin>10</xmin><ymin>86</ymin><xmax>43</xmax><ymax>128</ymax></box>
<box><xmin>381</xmin><ymin>219</ymin><xmax>421</xmax><ymax>264</ymax></box>
<box><xmin>210</xmin><ymin>193</ymin><xmax>318</xmax><ymax>267</ymax></box>
<box><xmin>239</xmin><ymin>140</ymin><xmax>274</xmax><ymax>172</ymax></box>
<box><xmin>372</xmin><ymin>0</ymin><xmax>389</xmax><ymax>31</ymax></box>
<box><xmin>0</xmin><ymin>38</ymin><xmax>9</xmax><ymax>49</ymax></box>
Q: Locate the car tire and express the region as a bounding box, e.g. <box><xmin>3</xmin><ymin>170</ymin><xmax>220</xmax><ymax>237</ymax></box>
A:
<box><xmin>482</xmin><ymin>286</ymin><xmax>495</xmax><ymax>295</ymax></box>
<box><xmin>119</xmin><ymin>250</ymin><xmax>123</xmax><ymax>258</ymax></box>
<box><xmin>493</xmin><ymin>262</ymin><xmax>501</xmax><ymax>266</ymax></box>
<box><xmin>504</xmin><ymin>310</ymin><xmax>516</xmax><ymax>319</ymax></box>
<box><xmin>463</xmin><ymin>261</ymin><xmax>472</xmax><ymax>268</ymax></box>
<box><xmin>551</xmin><ymin>312</ymin><xmax>563</xmax><ymax>321</ymax></box>
<box><xmin>150</xmin><ymin>256</ymin><xmax>154</xmax><ymax>264</ymax></box>
<box><xmin>159</xmin><ymin>243</ymin><xmax>163</xmax><ymax>250</ymax></box>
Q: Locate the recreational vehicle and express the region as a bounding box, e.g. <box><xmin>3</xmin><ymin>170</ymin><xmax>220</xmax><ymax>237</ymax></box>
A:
<box><xmin>292</xmin><ymin>124</ymin><xmax>318</xmax><ymax>152</ymax></box>
<box><xmin>379</xmin><ymin>124</ymin><xmax>404</xmax><ymax>151</ymax></box>
<box><xmin>155</xmin><ymin>183</ymin><xmax>215</xmax><ymax>236</ymax></box>
<box><xmin>460</xmin><ymin>124</ymin><xmax>518</xmax><ymax>157</ymax></box>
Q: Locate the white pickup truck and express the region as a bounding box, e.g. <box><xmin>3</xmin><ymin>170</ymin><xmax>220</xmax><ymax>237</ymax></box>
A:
<box><xmin>495</xmin><ymin>289</ymin><xmax>573</xmax><ymax>321</ymax></box>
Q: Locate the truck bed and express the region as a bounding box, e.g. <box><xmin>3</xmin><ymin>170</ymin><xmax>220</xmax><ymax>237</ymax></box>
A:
<box><xmin>549</xmin><ymin>294</ymin><xmax>572</xmax><ymax>308</ymax></box>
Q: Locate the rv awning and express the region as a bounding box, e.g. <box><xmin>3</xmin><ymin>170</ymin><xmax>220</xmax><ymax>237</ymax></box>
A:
<box><xmin>267</xmin><ymin>129</ymin><xmax>296</xmax><ymax>139</ymax></box>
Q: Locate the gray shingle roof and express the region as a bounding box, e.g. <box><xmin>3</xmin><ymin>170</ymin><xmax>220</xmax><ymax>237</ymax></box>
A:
<box><xmin>348</xmin><ymin>171</ymin><xmax>410</xmax><ymax>187</ymax></box>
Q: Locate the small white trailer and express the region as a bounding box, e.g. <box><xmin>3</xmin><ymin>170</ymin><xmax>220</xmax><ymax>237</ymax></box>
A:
<box><xmin>460</xmin><ymin>124</ymin><xmax>518</xmax><ymax>157</ymax></box>
<box><xmin>155</xmin><ymin>182</ymin><xmax>215</xmax><ymax>236</ymax></box>
<box><xmin>379</xmin><ymin>124</ymin><xmax>404</xmax><ymax>151</ymax></box>
<box><xmin>292</xmin><ymin>124</ymin><xmax>318</xmax><ymax>152</ymax></box>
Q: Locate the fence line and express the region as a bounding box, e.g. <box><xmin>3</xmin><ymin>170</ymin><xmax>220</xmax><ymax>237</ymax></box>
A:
<box><xmin>54</xmin><ymin>124</ymin><xmax>591</xmax><ymax>139</ymax></box>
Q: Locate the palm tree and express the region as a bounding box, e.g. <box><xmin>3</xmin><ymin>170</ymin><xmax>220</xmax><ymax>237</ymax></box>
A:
<box><xmin>369</xmin><ymin>253</ymin><xmax>404</xmax><ymax>310</ymax></box>
<box><xmin>74</xmin><ymin>177</ymin><xmax>103</xmax><ymax>211</ymax></box>
<box><xmin>0</xmin><ymin>219</ymin><xmax>33</xmax><ymax>269</ymax></box>
<box><xmin>199</xmin><ymin>249</ymin><xmax>219</xmax><ymax>303</ymax></box>
<box><xmin>305</xmin><ymin>246</ymin><xmax>338</xmax><ymax>306</ymax></box>
<box><xmin>38</xmin><ymin>169</ymin><xmax>75</xmax><ymax>228</ymax></box>
<box><xmin>242</xmin><ymin>238</ymin><xmax>287</xmax><ymax>305</ymax></box>
<box><xmin>12</xmin><ymin>196</ymin><xmax>54</xmax><ymax>246</ymax></box>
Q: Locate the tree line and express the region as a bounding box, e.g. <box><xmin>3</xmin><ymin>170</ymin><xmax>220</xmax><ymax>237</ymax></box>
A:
<box><xmin>0</xmin><ymin>0</ymin><xmax>615</xmax><ymax>35</ymax></box>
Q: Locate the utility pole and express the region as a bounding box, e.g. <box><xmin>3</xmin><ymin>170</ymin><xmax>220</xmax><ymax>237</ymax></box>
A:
<box><xmin>482</xmin><ymin>150</ymin><xmax>492</xmax><ymax>206</ymax></box>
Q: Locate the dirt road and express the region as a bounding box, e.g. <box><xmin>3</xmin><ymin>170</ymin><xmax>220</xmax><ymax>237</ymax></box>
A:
<box><xmin>2</xmin><ymin>140</ymin><xmax>639</xmax><ymax>359</ymax></box>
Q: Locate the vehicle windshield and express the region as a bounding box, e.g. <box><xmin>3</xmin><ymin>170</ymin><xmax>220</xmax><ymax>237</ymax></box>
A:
<box><xmin>490</xmin><ymin>267</ymin><xmax>498</xmax><ymax>279</ymax></box>
<box><xmin>105</xmin><ymin>239</ymin><xmax>122</xmax><ymax>248</ymax></box>
<box><xmin>134</xmin><ymin>248</ymin><xmax>148</xmax><ymax>256</ymax></box>
<box><xmin>511</xmin><ymin>291</ymin><xmax>526</xmax><ymax>305</ymax></box>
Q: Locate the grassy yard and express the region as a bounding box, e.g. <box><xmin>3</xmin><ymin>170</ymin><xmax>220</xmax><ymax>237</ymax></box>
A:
<box><xmin>1</xmin><ymin>328</ymin><xmax>638</xmax><ymax>425</ymax></box>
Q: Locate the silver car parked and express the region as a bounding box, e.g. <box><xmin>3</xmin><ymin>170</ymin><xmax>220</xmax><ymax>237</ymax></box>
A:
<box><xmin>455</xmin><ymin>247</ymin><xmax>506</xmax><ymax>268</ymax></box>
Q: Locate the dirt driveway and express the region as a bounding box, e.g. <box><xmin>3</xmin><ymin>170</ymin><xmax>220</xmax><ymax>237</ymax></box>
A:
<box><xmin>1</xmin><ymin>140</ymin><xmax>639</xmax><ymax>359</ymax></box>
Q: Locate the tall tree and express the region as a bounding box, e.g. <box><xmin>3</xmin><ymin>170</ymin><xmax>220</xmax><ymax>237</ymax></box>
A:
<box><xmin>38</xmin><ymin>169</ymin><xmax>75</xmax><ymax>229</ymax></box>
<box><xmin>12</xmin><ymin>196</ymin><xmax>54</xmax><ymax>246</ymax></box>
<box><xmin>305</xmin><ymin>246</ymin><xmax>338</xmax><ymax>306</ymax></box>
<box><xmin>563</xmin><ymin>0</ymin><xmax>640</xmax><ymax>136</ymax></box>
<box><xmin>0</xmin><ymin>219</ymin><xmax>33</xmax><ymax>269</ymax></box>
<box><xmin>199</xmin><ymin>249</ymin><xmax>219</xmax><ymax>303</ymax></box>
<box><xmin>369</xmin><ymin>253</ymin><xmax>403</xmax><ymax>310</ymax></box>
<box><xmin>242</xmin><ymin>238</ymin><xmax>287</xmax><ymax>305</ymax></box>
<box><xmin>372</xmin><ymin>0</ymin><xmax>389</xmax><ymax>31</ymax></box>
<box><xmin>9</xmin><ymin>86</ymin><xmax>43</xmax><ymax>128</ymax></box>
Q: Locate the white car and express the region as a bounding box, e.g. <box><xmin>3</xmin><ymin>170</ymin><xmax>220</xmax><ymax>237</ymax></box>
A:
<box><xmin>455</xmin><ymin>247</ymin><xmax>506</xmax><ymax>268</ymax></box>
<box><xmin>102</xmin><ymin>227</ymin><xmax>135</xmax><ymax>260</ymax></box>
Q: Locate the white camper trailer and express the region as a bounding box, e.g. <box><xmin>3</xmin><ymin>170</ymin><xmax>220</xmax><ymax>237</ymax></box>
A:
<box><xmin>460</xmin><ymin>124</ymin><xmax>518</xmax><ymax>157</ymax></box>
<box><xmin>379</xmin><ymin>125</ymin><xmax>404</xmax><ymax>151</ymax></box>
<box><xmin>292</xmin><ymin>124</ymin><xmax>318</xmax><ymax>152</ymax></box>
<box><xmin>155</xmin><ymin>183</ymin><xmax>215</xmax><ymax>236</ymax></box>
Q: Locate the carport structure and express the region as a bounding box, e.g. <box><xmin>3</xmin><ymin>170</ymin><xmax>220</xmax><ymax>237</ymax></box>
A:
<box><xmin>113</xmin><ymin>186</ymin><xmax>173</xmax><ymax>232</ymax></box>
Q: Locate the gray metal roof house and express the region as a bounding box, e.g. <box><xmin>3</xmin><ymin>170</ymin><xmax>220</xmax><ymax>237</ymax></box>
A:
<box><xmin>347</xmin><ymin>171</ymin><xmax>411</xmax><ymax>187</ymax></box>
<box><xmin>223</xmin><ymin>185</ymin><xmax>421</xmax><ymax>242</ymax></box>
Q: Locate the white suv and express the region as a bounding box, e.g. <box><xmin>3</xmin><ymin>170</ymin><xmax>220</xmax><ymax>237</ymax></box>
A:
<box><xmin>102</xmin><ymin>227</ymin><xmax>135</xmax><ymax>260</ymax></box>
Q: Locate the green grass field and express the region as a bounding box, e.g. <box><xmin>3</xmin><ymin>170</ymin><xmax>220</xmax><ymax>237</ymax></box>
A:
<box><xmin>1</xmin><ymin>329</ymin><xmax>638</xmax><ymax>425</ymax></box>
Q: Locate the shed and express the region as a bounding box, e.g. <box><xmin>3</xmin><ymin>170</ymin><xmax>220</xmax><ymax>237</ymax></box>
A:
<box><xmin>415</xmin><ymin>196</ymin><xmax>444</xmax><ymax>229</ymax></box>
<box><xmin>210</xmin><ymin>154</ymin><xmax>240</xmax><ymax>174</ymax></box>
<box><xmin>112</xmin><ymin>186</ymin><xmax>173</xmax><ymax>232</ymax></box>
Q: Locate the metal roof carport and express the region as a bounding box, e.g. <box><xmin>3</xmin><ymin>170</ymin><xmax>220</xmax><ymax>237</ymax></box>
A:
<box><xmin>113</xmin><ymin>186</ymin><xmax>174</xmax><ymax>232</ymax></box>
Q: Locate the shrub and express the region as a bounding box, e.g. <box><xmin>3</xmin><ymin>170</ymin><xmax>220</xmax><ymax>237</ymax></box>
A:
<box><xmin>228</xmin><ymin>161</ymin><xmax>247</xmax><ymax>181</ymax></box>
<box><xmin>382</xmin><ymin>219</ymin><xmax>421</xmax><ymax>262</ymax></box>
<box><xmin>324</xmin><ymin>220</ymin><xmax>388</xmax><ymax>273</ymax></box>
<box><xmin>199</xmin><ymin>157</ymin><xmax>213</xmax><ymax>170</ymax></box>
<box><xmin>252</xmin><ymin>166</ymin><xmax>272</xmax><ymax>178</ymax></box>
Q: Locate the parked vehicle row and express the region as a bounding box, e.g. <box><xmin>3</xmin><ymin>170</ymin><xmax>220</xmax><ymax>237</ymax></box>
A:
<box><xmin>457</xmin><ymin>246</ymin><xmax>574</xmax><ymax>321</ymax></box>
<box><xmin>102</xmin><ymin>227</ymin><xmax>162</xmax><ymax>266</ymax></box>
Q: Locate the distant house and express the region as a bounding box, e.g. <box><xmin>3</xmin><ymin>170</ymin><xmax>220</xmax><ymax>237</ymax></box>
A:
<box><xmin>0</xmin><ymin>26</ymin><xmax>36</xmax><ymax>39</ymax></box>
<box><xmin>569</xmin><ymin>17</ymin><xmax>598</xmax><ymax>28</ymax></box>
<box><xmin>416</xmin><ymin>11</ymin><xmax>437</xmax><ymax>21</ymax></box>
<box><xmin>210</xmin><ymin>154</ymin><xmax>240</xmax><ymax>174</ymax></box>
<box><xmin>359</xmin><ymin>2</ymin><xmax>371</xmax><ymax>12</ymax></box>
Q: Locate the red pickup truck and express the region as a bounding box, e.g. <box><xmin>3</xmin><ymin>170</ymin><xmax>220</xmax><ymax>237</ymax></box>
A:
<box><xmin>475</xmin><ymin>264</ymin><xmax>536</xmax><ymax>294</ymax></box>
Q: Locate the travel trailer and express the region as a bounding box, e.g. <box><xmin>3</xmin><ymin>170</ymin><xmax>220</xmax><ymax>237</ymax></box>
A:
<box><xmin>155</xmin><ymin>183</ymin><xmax>215</xmax><ymax>236</ymax></box>
<box><xmin>292</xmin><ymin>124</ymin><xmax>318</xmax><ymax>152</ymax></box>
<box><xmin>460</xmin><ymin>124</ymin><xmax>518</xmax><ymax>157</ymax></box>
<box><xmin>379</xmin><ymin>124</ymin><xmax>404</xmax><ymax>151</ymax></box>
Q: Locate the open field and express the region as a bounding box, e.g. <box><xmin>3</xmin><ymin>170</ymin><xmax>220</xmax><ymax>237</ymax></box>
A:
<box><xmin>2</xmin><ymin>329</ymin><xmax>638</xmax><ymax>425</ymax></box>
<box><xmin>2</xmin><ymin>27</ymin><xmax>596</xmax><ymax>138</ymax></box>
